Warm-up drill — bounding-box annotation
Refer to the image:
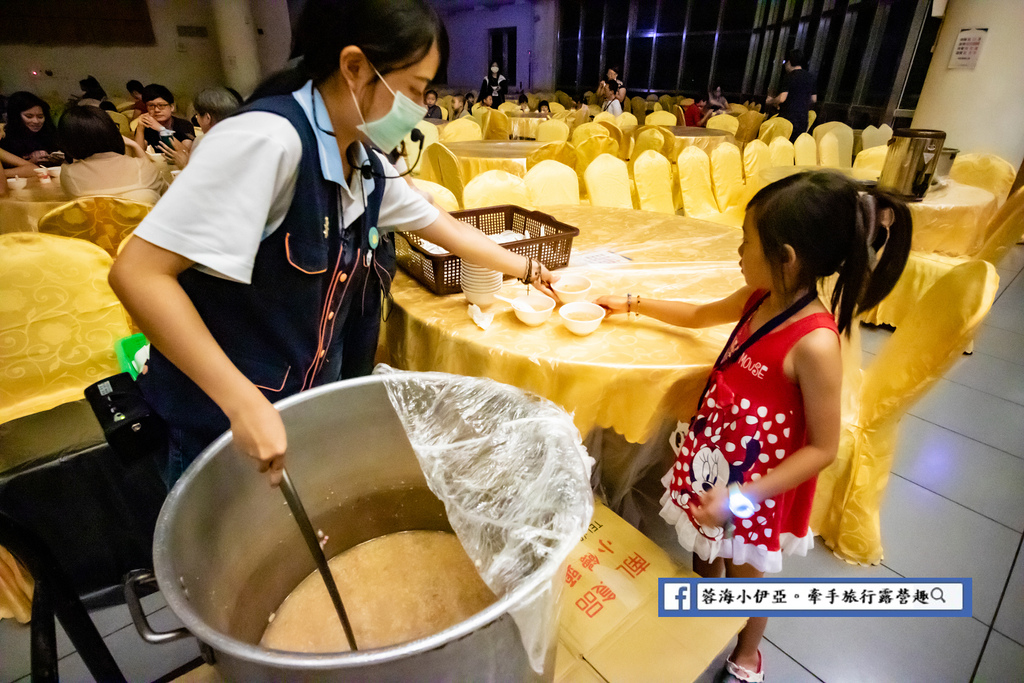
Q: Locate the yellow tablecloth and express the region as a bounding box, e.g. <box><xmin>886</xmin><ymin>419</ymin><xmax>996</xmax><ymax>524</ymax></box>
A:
<box><xmin>0</xmin><ymin>178</ymin><xmax>68</xmax><ymax>233</ymax></box>
<box><xmin>757</xmin><ymin>168</ymin><xmax>998</xmax><ymax>258</ymax></box>
<box><xmin>444</xmin><ymin>140</ymin><xmax>547</xmax><ymax>181</ymax></box>
<box><xmin>661</xmin><ymin>126</ymin><xmax>737</xmax><ymax>157</ymax></box>
<box><xmin>386</xmin><ymin>206</ymin><xmax>746</xmax><ymax>444</ymax></box>
<box><xmin>509</xmin><ymin>114</ymin><xmax>547</xmax><ymax>140</ymax></box>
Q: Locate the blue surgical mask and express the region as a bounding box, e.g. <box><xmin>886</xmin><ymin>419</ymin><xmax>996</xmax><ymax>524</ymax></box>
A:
<box><xmin>351</xmin><ymin>63</ymin><xmax>427</xmax><ymax>153</ymax></box>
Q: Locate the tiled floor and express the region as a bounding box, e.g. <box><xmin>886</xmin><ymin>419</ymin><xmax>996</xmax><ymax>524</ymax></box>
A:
<box><xmin>1</xmin><ymin>247</ymin><xmax>1022</xmax><ymax>682</ymax></box>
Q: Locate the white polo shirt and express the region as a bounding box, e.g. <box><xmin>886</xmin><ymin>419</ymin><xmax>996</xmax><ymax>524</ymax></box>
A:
<box><xmin>134</xmin><ymin>81</ymin><xmax>439</xmax><ymax>284</ymax></box>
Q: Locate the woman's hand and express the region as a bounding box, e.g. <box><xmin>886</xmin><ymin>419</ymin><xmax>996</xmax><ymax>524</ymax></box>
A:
<box><xmin>225</xmin><ymin>389</ymin><xmax>288</xmax><ymax>486</ymax></box>
<box><xmin>594</xmin><ymin>295</ymin><xmax>628</xmax><ymax>315</ymax></box>
<box><xmin>691</xmin><ymin>484</ymin><xmax>730</xmax><ymax>529</ymax></box>
<box><xmin>159</xmin><ymin>138</ymin><xmax>190</xmax><ymax>168</ymax></box>
<box><xmin>531</xmin><ymin>262</ymin><xmax>559</xmax><ymax>299</ymax></box>
<box><xmin>26</xmin><ymin>150</ymin><xmax>49</xmax><ymax>164</ymax></box>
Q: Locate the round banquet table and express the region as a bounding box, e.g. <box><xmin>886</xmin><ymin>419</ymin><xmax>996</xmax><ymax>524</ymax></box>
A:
<box><xmin>0</xmin><ymin>177</ymin><xmax>69</xmax><ymax>233</ymax></box>
<box><xmin>443</xmin><ymin>140</ymin><xmax>548</xmax><ymax>181</ymax></box>
<box><xmin>756</xmin><ymin>167</ymin><xmax>998</xmax><ymax>258</ymax></box>
<box><xmin>508</xmin><ymin>113</ymin><xmax>549</xmax><ymax>140</ymax></box>
<box><xmin>638</xmin><ymin>126</ymin><xmax>737</xmax><ymax>158</ymax></box>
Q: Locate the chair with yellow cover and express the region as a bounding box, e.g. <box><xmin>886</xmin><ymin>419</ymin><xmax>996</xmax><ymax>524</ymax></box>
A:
<box><xmin>584</xmin><ymin>91</ymin><xmax>597</xmax><ymax>106</ymax></box>
<box><xmin>793</xmin><ymin>133</ymin><xmax>817</xmax><ymax>166</ymax></box>
<box><xmin>411</xmin><ymin>179</ymin><xmax>460</xmax><ymax>212</ymax></box>
<box><xmin>593</xmin><ymin>111</ymin><xmax>617</xmax><ymax>125</ymax></box>
<box><xmin>813</xmin><ymin>121</ymin><xmax>854</xmax><ymax>168</ymax></box>
<box><xmin>710</xmin><ymin>142</ymin><xmax>746</xmax><ymax>217</ymax></box>
<box><xmin>583</xmin><ymin>154</ymin><xmax>633</xmax><ymax>210</ymax></box>
<box><xmin>630</xmin><ymin>127</ymin><xmax>671</xmax><ymax>171</ymax></box>
<box><xmin>524</xmin><ymin>160</ymin><xmax>580</xmax><ymax>207</ymax></box>
<box><xmin>742</xmin><ymin>140</ymin><xmax>770</xmax><ymax>183</ymax></box>
<box><xmin>0</xmin><ymin>233</ymin><xmax>131</xmax><ymax>424</ymax></box>
<box><xmin>706</xmin><ymin>114</ymin><xmax>740</xmax><ymax>136</ymax></box>
<box><xmin>768</xmin><ymin>136</ymin><xmax>795</xmax><ymax>167</ymax></box>
<box><xmin>758</xmin><ymin>116</ymin><xmax>793</xmax><ymax>144</ymax></box>
<box><xmin>632</xmin><ymin>150</ymin><xmax>675</xmax><ymax>215</ymax></box>
<box><xmin>862</xmin><ymin>187</ymin><xmax>1024</xmax><ymax>328</ymax></box>
<box><xmin>555</xmin><ymin>91</ymin><xmax>574</xmax><ymax>108</ymax></box>
<box><xmin>645</xmin><ymin>110</ymin><xmax>677</xmax><ymax>127</ymax></box>
<box><xmin>536</xmin><ymin>118</ymin><xmax>570</xmax><ymax>143</ymax></box>
<box><xmin>677</xmin><ymin>147</ymin><xmax>733</xmax><ymax>225</ymax></box>
<box><xmin>438</xmin><ymin>106</ymin><xmax>449</xmax><ymax>121</ymax></box>
<box><xmin>526</xmin><ymin>141</ymin><xmax>576</xmax><ymax>171</ymax></box>
<box><xmin>615</xmin><ymin>112</ymin><xmax>638</xmax><ymax>134</ymax></box>
<box><xmin>106</xmin><ymin>110</ymin><xmax>132</xmax><ymax>136</ymax></box>
<box><xmin>571</xmin><ymin>122</ymin><xmax>611</xmax><ymax>148</ymax></box>
<box><xmin>129</xmin><ymin>117</ymin><xmax>140</xmax><ymax>133</ymax></box>
<box><xmin>673</xmin><ymin>105</ymin><xmax>686</xmax><ymax>126</ymax></box>
<box><xmin>497</xmin><ymin>102</ymin><xmax>519</xmax><ymax>116</ymax></box>
<box><xmin>631</xmin><ymin>97</ymin><xmax>648</xmax><ymax>126</ymax></box>
<box><xmin>462</xmin><ymin>170</ymin><xmax>531</xmax><ymax>210</ymax></box>
<box><xmin>735</xmin><ymin>110</ymin><xmax>766</xmax><ymax>145</ymax></box>
<box><xmin>484</xmin><ymin>108</ymin><xmax>511</xmax><ymax>140</ymax></box>
<box><xmin>621</xmin><ymin>96</ymin><xmax>632</xmax><ymax>115</ymax></box>
<box><xmin>548</xmin><ymin>101</ymin><xmax>566</xmax><ymax>113</ymax></box>
<box><xmin>818</xmin><ymin>131</ymin><xmax>841</xmax><ymax>168</ymax></box>
<box><xmin>658</xmin><ymin>95</ymin><xmax>675</xmax><ymax>112</ymax></box>
<box><xmin>422</xmin><ymin>143</ymin><xmax>466</xmax><ymax>208</ymax></box>
<box><xmin>949</xmin><ymin>153</ymin><xmax>1016</xmax><ymax>202</ymax></box>
<box><xmin>439</xmin><ymin>117</ymin><xmax>483</xmax><ymax>143</ymax></box>
<box><xmin>807</xmin><ymin>110</ymin><xmax>817</xmax><ymax>130</ymax></box>
<box><xmin>473</xmin><ymin>105</ymin><xmax>491</xmax><ymax>133</ymax></box>
<box><xmin>812</xmin><ymin>260</ymin><xmax>999</xmax><ymax>565</ymax></box>
<box><xmin>596</xmin><ymin>121</ymin><xmax>627</xmax><ymax>160</ymax></box>
<box><xmin>680</xmin><ymin>98</ymin><xmax>695</xmax><ymax>108</ymax></box>
<box><xmin>37</xmin><ymin>197</ymin><xmax>151</xmax><ymax>258</ymax></box>
<box><xmin>401</xmin><ymin>121</ymin><xmax>439</xmax><ymax>176</ymax></box>
<box><xmin>575</xmin><ymin>136</ymin><xmax>619</xmax><ymax>180</ymax></box>
<box><xmin>729</xmin><ymin>102</ymin><xmax>749</xmax><ymax>115</ymax></box>
<box><xmin>852</xmin><ymin>145</ymin><xmax>888</xmax><ymax>180</ymax></box>
<box><xmin>860</xmin><ymin>124</ymin><xmax>892</xmax><ymax>150</ymax></box>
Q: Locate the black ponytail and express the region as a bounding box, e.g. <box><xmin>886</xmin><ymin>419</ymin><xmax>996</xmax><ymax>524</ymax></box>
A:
<box><xmin>747</xmin><ymin>171</ymin><xmax>911</xmax><ymax>335</ymax></box>
<box><xmin>248</xmin><ymin>0</ymin><xmax>447</xmax><ymax>103</ymax></box>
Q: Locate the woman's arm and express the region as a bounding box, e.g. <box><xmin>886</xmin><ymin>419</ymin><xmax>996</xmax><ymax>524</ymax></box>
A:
<box><xmin>594</xmin><ymin>286</ymin><xmax>753</xmax><ymax>329</ymax></box>
<box><xmin>415</xmin><ymin>211</ymin><xmax>558</xmax><ymax>297</ymax></box>
<box><xmin>109</xmin><ymin>238</ymin><xmax>288</xmax><ymax>484</ymax></box>
<box><xmin>2</xmin><ymin>147</ymin><xmax>39</xmax><ymax>176</ymax></box>
<box><xmin>123</xmin><ymin>136</ymin><xmax>147</xmax><ymax>159</ymax></box>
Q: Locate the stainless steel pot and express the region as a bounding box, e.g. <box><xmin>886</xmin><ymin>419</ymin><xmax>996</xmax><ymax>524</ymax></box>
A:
<box><xmin>931</xmin><ymin>147</ymin><xmax>959</xmax><ymax>185</ymax></box>
<box><xmin>878</xmin><ymin>128</ymin><xmax>947</xmax><ymax>200</ymax></box>
<box><xmin>126</xmin><ymin>375</ymin><xmax>571</xmax><ymax>682</ymax></box>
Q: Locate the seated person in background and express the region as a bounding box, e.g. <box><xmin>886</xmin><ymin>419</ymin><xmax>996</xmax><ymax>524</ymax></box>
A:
<box><xmin>449</xmin><ymin>95</ymin><xmax>466</xmax><ymax>119</ymax></box>
<box><xmin>461</xmin><ymin>92</ymin><xmax>476</xmax><ymax>117</ymax></box>
<box><xmin>77</xmin><ymin>75</ymin><xmax>107</xmax><ymax>108</ymax></box>
<box><xmin>134</xmin><ymin>84</ymin><xmax>195</xmax><ymax>153</ymax></box>
<box><xmin>0</xmin><ymin>91</ymin><xmax>63</xmax><ymax>167</ymax></box>
<box><xmin>599</xmin><ymin>81</ymin><xmax>622</xmax><ymax>116</ymax></box>
<box><xmin>479</xmin><ymin>92</ymin><xmax>494</xmax><ymax>110</ymax></box>
<box><xmin>537</xmin><ymin>100</ymin><xmax>551</xmax><ymax>115</ymax></box>
<box><xmin>423</xmin><ymin>89</ymin><xmax>442</xmax><ymax>119</ymax></box>
<box><xmin>684</xmin><ymin>94</ymin><xmax>712</xmax><ymax>127</ymax></box>
<box><xmin>58</xmin><ymin>105</ymin><xmax>166</xmax><ymax>204</ymax></box>
<box><xmin>125</xmin><ymin>80</ymin><xmax>147</xmax><ymax>118</ymax></box>
<box><xmin>160</xmin><ymin>87</ymin><xmax>241</xmax><ymax>169</ymax></box>
<box><xmin>707</xmin><ymin>85</ymin><xmax>729</xmax><ymax>114</ymax></box>
<box><xmin>518</xmin><ymin>94</ymin><xmax>531</xmax><ymax>113</ymax></box>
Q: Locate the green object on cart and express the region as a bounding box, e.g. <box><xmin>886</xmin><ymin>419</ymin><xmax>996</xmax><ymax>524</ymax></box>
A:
<box><xmin>114</xmin><ymin>333</ymin><xmax>149</xmax><ymax>379</ymax></box>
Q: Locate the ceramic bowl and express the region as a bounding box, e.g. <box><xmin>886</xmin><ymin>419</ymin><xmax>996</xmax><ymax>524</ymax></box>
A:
<box><xmin>7</xmin><ymin>177</ymin><xmax>28</xmax><ymax>191</ymax></box>
<box><xmin>512</xmin><ymin>294</ymin><xmax>555</xmax><ymax>326</ymax></box>
<box><xmin>559</xmin><ymin>301</ymin><xmax>605</xmax><ymax>336</ymax></box>
<box><xmin>551</xmin><ymin>275</ymin><xmax>593</xmax><ymax>303</ymax></box>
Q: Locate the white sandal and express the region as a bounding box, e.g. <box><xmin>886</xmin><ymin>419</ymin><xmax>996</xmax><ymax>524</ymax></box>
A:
<box><xmin>717</xmin><ymin>650</ymin><xmax>764</xmax><ymax>682</ymax></box>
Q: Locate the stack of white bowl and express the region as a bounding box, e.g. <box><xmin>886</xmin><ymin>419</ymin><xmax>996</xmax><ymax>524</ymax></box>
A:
<box><xmin>461</xmin><ymin>262</ymin><xmax>503</xmax><ymax>306</ymax></box>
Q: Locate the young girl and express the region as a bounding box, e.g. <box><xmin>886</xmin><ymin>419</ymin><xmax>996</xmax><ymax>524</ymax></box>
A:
<box><xmin>597</xmin><ymin>171</ymin><xmax>910</xmax><ymax>682</ymax></box>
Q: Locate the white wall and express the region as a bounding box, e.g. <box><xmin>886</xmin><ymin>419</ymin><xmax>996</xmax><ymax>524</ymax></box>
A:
<box><xmin>912</xmin><ymin>0</ymin><xmax>1024</xmax><ymax>167</ymax></box>
<box><xmin>440</xmin><ymin>0</ymin><xmax>558</xmax><ymax>94</ymax></box>
<box><xmin>0</xmin><ymin>0</ymin><xmax>292</xmax><ymax>111</ymax></box>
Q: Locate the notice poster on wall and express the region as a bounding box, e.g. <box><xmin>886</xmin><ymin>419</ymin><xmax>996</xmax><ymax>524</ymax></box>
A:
<box><xmin>948</xmin><ymin>28</ymin><xmax>987</xmax><ymax>70</ymax></box>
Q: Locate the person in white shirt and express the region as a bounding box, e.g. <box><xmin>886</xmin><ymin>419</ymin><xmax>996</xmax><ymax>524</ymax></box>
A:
<box><xmin>57</xmin><ymin>105</ymin><xmax>165</xmax><ymax>204</ymax></box>
<box><xmin>600</xmin><ymin>80</ymin><xmax>623</xmax><ymax>116</ymax></box>
<box><xmin>109</xmin><ymin>0</ymin><xmax>559</xmax><ymax>487</ymax></box>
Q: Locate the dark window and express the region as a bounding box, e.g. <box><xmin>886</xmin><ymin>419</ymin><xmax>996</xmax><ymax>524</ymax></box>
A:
<box><xmin>560</xmin><ymin>0</ymin><xmax>582</xmax><ymax>37</ymax></box>
<box><xmin>653</xmin><ymin>36</ymin><xmax>684</xmax><ymax>90</ymax></box>
<box><xmin>681</xmin><ymin>33</ymin><xmax>716</xmax><ymax>92</ymax></box>
<box><xmin>717</xmin><ymin>33</ymin><xmax>752</xmax><ymax>92</ymax></box>
<box><xmin>636</xmin><ymin>1</ymin><xmax>658</xmax><ymax>34</ymax></box>
<box><xmin>722</xmin><ymin>0</ymin><xmax>760</xmax><ymax>31</ymax></box>
<box><xmin>837</xmin><ymin>5</ymin><xmax>876</xmax><ymax>101</ymax></box>
<box><xmin>582</xmin><ymin>39</ymin><xmax>603</xmax><ymax>86</ymax></box>
<box><xmin>900</xmin><ymin>15</ymin><xmax>942</xmax><ymax>110</ymax></box>
<box><xmin>606</xmin><ymin>0</ymin><xmax>631</xmax><ymax>36</ymax></box>
<box><xmin>605</xmin><ymin>37</ymin><xmax>627</xmax><ymax>78</ymax></box>
<box><xmin>559</xmin><ymin>39</ymin><xmax>581</xmax><ymax>87</ymax></box>
<box><xmin>864</xmin><ymin>0</ymin><xmax>917</xmax><ymax>107</ymax></box>
<box><xmin>628</xmin><ymin>37</ymin><xmax>654</xmax><ymax>89</ymax></box>
<box><xmin>583</xmin><ymin>0</ymin><xmax>605</xmax><ymax>38</ymax></box>
<box><xmin>660</xmin><ymin>0</ymin><xmax>689</xmax><ymax>34</ymax></box>
<box><xmin>689</xmin><ymin>3</ymin><xmax>721</xmax><ymax>33</ymax></box>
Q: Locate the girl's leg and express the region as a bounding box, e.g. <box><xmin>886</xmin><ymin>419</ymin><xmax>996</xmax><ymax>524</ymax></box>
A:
<box><xmin>725</xmin><ymin>559</ymin><xmax>766</xmax><ymax>673</ymax></box>
<box><xmin>693</xmin><ymin>552</ymin><xmax>725</xmax><ymax>578</ymax></box>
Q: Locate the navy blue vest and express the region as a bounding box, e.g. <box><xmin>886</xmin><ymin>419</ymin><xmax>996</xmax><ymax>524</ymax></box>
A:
<box><xmin>138</xmin><ymin>94</ymin><xmax>396</xmax><ymax>483</ymax></box>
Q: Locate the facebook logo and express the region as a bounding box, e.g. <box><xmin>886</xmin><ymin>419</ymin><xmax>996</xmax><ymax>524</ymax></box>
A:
<box><xmin>660</xmin><ymin>579</ymin><xmax>692</xmax><ymax>616</ymax></box>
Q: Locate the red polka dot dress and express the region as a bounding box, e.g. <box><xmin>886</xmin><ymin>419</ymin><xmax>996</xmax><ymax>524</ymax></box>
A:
<box><xmin>659</xmin><ymin>291</ymin><xmax>839</xmax><ymax>573</ymax></box>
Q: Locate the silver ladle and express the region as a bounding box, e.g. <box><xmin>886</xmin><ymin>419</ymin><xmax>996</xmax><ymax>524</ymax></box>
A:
<box><xmin>279</xmin><ymin>468</ymin><xmax>359</xmax><ymax>651</ymax></box>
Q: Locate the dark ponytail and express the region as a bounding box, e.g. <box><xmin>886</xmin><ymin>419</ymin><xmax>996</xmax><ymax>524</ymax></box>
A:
<box><xmin>248</xmin><ymin>0</ymin><xmax>448</xmax><ymax>103</ymax></box>
<box><xmin>746</xmin><ymin>171</ymin><xmax>911</xmax><ymax>335</ymax></box>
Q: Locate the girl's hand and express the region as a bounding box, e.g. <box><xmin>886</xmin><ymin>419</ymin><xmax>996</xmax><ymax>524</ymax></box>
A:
<box><xmin>159</xmin><ymin>138</ymin><xmax>189</xmax><ymax>167</ymax></box>
<box><xmin>594</xmin><ymin>295</ymin><xmax>628</xmax><ymax>315</ymax></box>
<box><xmin>692</xmin><ymin>484</ymin><xmax>731</xmax><ymax>528</ymax></box>
<box><xmin>226</xmin><ymin>391</ymin><xmax>287</xmax><ymax>486</ymax></box>
<box><xmin>532</xmin><ymin>263</ymin><xmax>559</xmax><ymax>299</ymax></box>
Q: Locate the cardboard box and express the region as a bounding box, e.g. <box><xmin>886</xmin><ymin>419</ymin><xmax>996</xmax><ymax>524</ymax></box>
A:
<box><xmin>555</xmin><ymin>502</ymin><xmax>745</xmax><ymax>682</ymax></box>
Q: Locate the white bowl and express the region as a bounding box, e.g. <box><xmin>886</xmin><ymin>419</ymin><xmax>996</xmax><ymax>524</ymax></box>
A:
<box><xmin>7</xmin><ymin>177</ymin><xmax>28</xmax><ymax>191</ymax></box>
<box><xmin>512</xmin><ymin>294</ymin><xmax>555</xmax><ymax>326</ymax></box>
<box><xmin>46</xmin><ymin>166</ymin><xmax>62</xmax><ymax>179</ymax></box>
<box><xmin>464</xmin><ymin>290</ymin><xmax>497</xmax><ymax>306</ymax></box>
<box><xmin>147</xmin><ymin>152</ymin><xmax>163</xmax><ymax>163</ymax></box>
<box><xmin>559</xmin><ymin>302</ymin><xmax>605</xmax><ymax>336</ymax></box>
<box><xmin>552</xmin><ymin>275</ymin><xmax>592</xmax><ymax>303</ymax></box>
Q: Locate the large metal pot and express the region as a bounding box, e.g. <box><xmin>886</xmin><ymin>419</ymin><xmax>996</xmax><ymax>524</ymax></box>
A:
<box><xmin>127</xmin><ymin>375</ymin><xmax>576</xmax><ymax>681</ymax></box>
<box><xmin>878</xmin><ymin>128</ymin><xmax>946</xmax><ymax>200</ymax></box>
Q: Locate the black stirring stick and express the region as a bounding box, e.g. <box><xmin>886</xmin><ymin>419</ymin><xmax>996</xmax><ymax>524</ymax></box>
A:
<box><xmin>279</xmin><ymin>468</ymin><xmax>359</xmax><ymax>651</ymax></box>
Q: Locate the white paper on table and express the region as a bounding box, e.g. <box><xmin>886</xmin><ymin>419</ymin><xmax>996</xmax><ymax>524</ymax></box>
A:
<box><xmin>468</xmin><ymin>304</ymin><xmax>493</xmax><ymax>330</ymax></box>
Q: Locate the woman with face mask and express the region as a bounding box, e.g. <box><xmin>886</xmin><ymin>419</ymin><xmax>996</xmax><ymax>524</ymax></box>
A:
<box><xmin>110</xmin><ymin>0</ymin><xmax>558</xmax><ymax>488</ymax></box>
<box><xmin>480</xmin><ymin>62</ymin><xmax>507</xmax><ymax>108</ymax></box>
